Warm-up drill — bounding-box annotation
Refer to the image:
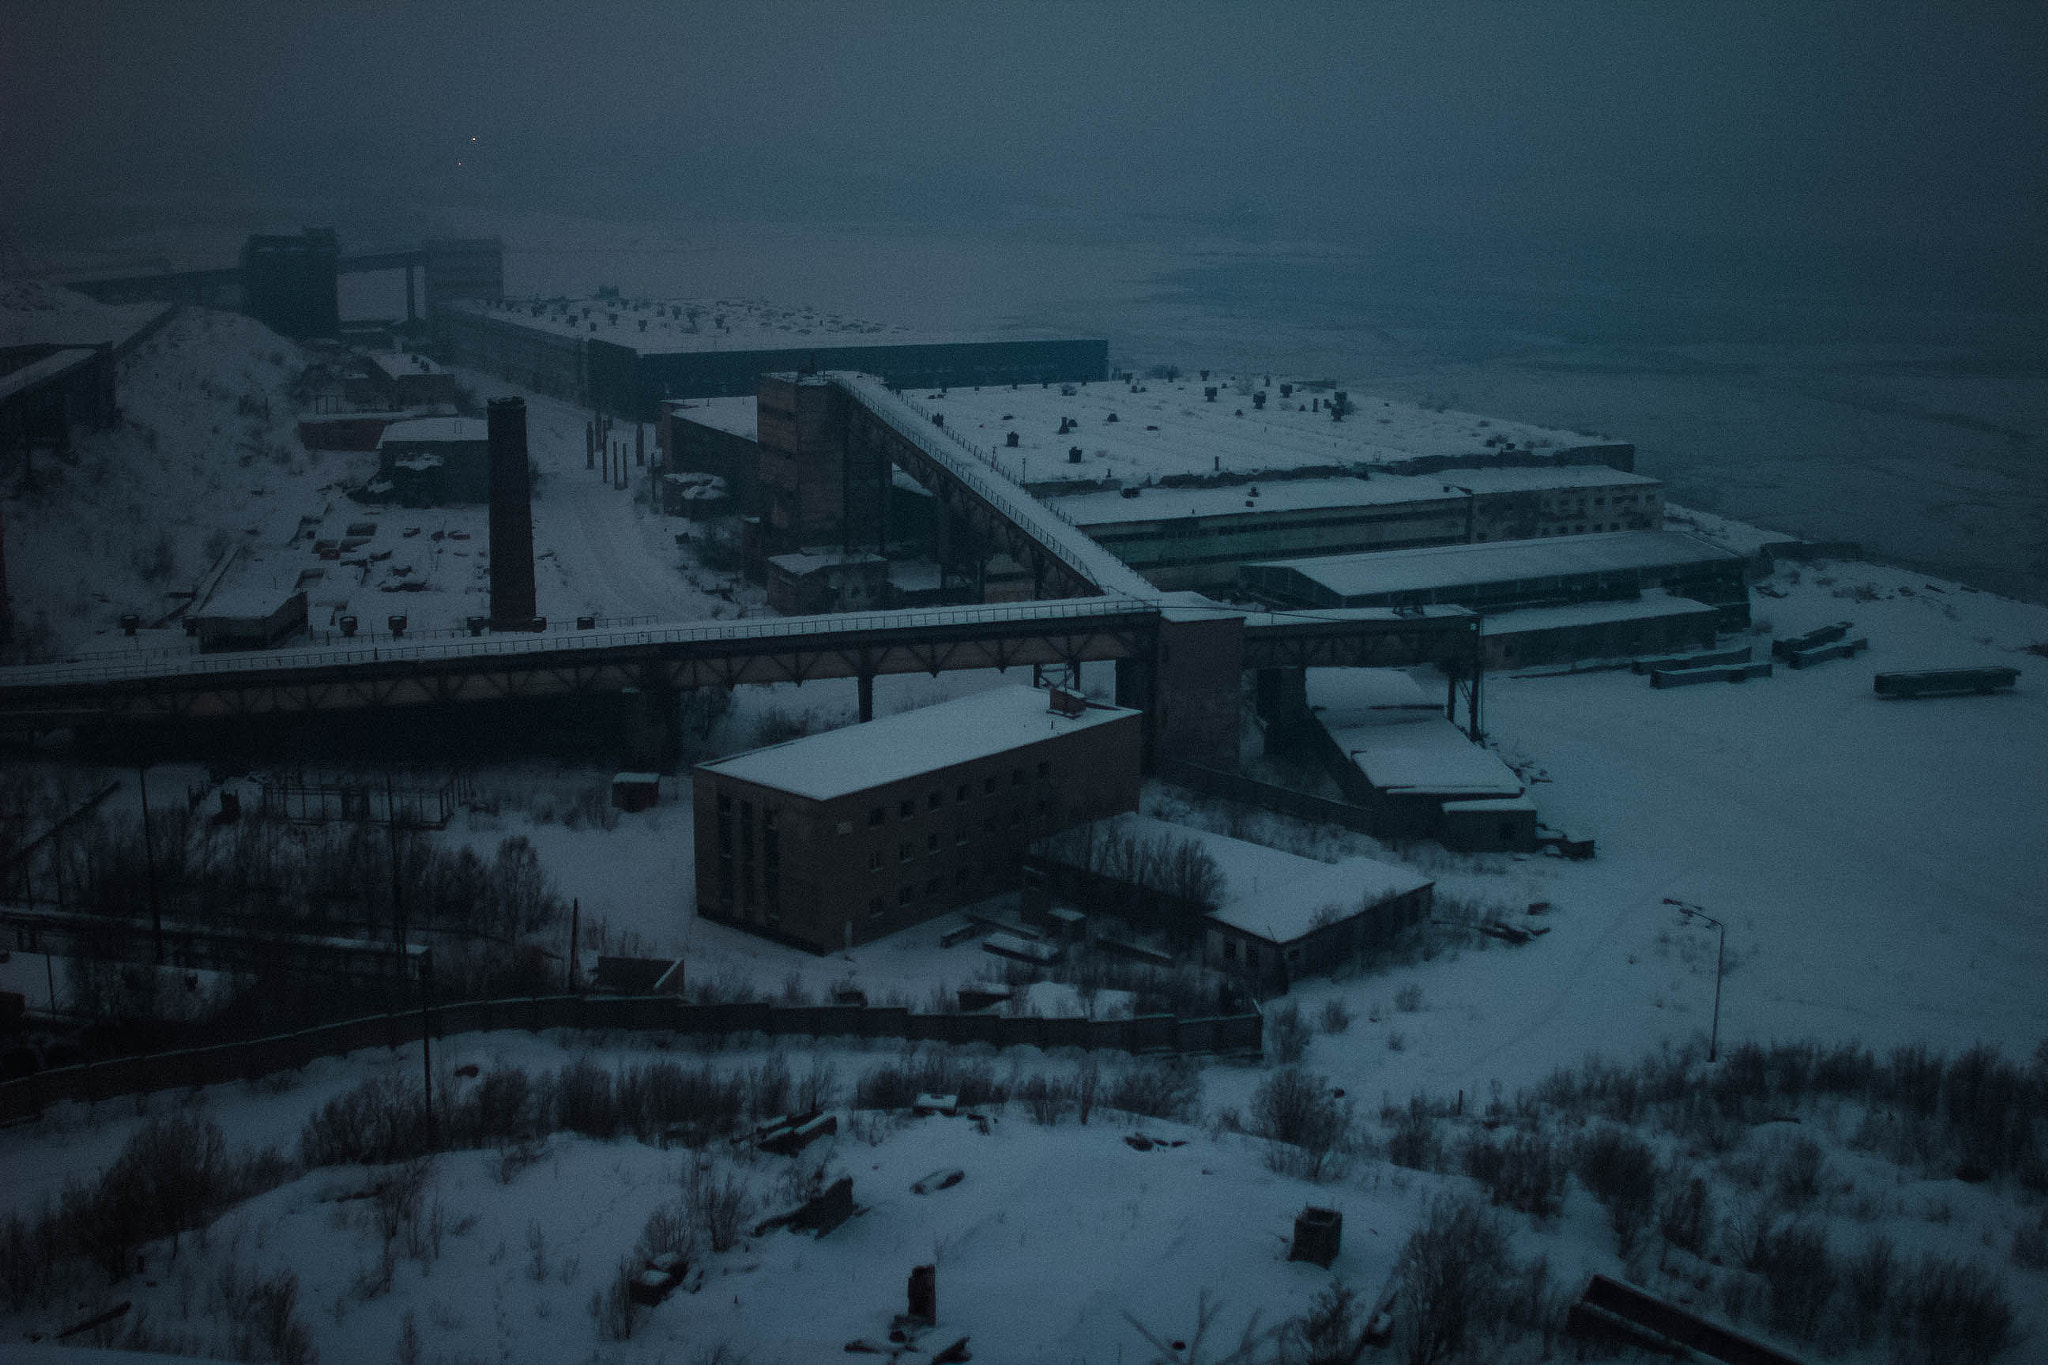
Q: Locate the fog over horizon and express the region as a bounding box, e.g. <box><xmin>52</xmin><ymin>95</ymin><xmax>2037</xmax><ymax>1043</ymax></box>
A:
<box><xmin>6</xmin><ymin>1</ymin><xmax>2047</xmax><ymax>596</ymax></box>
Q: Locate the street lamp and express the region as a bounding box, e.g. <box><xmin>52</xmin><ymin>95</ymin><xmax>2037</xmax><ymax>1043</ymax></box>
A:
<box><xmin>1664</xmin><ymin>898</ymin><xmax>1725</xmax><ymax>1062</ymax></box>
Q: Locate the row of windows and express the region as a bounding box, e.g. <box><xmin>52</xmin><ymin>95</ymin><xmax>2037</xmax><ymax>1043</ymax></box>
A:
<box><xmin>859</xmin><ymin>763</ymin><xmax>1051</xmax><ymax>829</ymax></box>
<box><xmin>864</xmin><ymin>803</ymin><xmax>1050</xmax><ymax>870</ymax></box>
<box><xmin>867</xmin><ymin>861</ymin><xmax>999</xmax><ymax>917</ymax></box>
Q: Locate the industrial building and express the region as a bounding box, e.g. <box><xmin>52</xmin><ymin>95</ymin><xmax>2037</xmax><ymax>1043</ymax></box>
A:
<box><xmin>1243</xmin><ymin>529</ymin><xmax>1751</xmax><ymax>628</ymax></box>
<box><xmin>1028</xmin><ymin>812</ymin><xmax>1433</xmax><ymax>995</ymax></box>
<box><xmin>365</xmin><ymin>416</ymin><xmax>490</xmax><ymax>505</ymax></box>
<box><xmin>1046</xmin><ymin>464</ymin><xmax>1664</xmax><ymax>590</ymax></box>
<box><xmin>436</xmin><ymin>296</ymin><xmax>1107</xmax><ymax>419</ymax></box>
<box><xmin>1305</xmin><ymin>669</ymin><xmax>1538</xmax><ymax>848</ymax></box>
<box><xmin>692</xmin><ymin>684</ymin><xmax>1143</xmax><ymax>953</ymax></box>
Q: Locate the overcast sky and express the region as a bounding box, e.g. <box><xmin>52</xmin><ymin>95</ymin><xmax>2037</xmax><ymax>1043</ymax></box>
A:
<box><xmin>5</xmin><ymin>1</ymin><xmax>2044</xmax><ymax>292</ymax></box>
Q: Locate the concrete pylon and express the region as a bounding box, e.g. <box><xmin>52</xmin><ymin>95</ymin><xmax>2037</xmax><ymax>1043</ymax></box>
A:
<box><xmin>487</xmin><ymin>398</ymin><xmax>536</xmax><ymax>627</ymax></box>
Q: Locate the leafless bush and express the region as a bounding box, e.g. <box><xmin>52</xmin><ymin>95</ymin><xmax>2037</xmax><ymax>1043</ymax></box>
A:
<box><xmin>1394</xmin><ymin>984</ymin><xmax>1424</xmax><ymax>1013</ymax></box>
<box><xmin>1104</xmin><ymin>1057</ymin><xmax>1202</xmax><ymax>1122</ymax></box>
<box><xmin>1017</xmin><ymin>1072</ymin><xmax>1075</xmax><ymax>1125</ymax></box>
<box><xmin>747</xmin><ymin>1054</ymin><xmax>792</xmax><ymax>1120</ymax></box>
<box><xmin>1461</xmin><ymin>1130</ymin><xmax>1566</xmax><ymax>1218</ymax></box>
<box><xmin>212</xmin><ymin>1262</ymin><xmax>317</xmax><ymax>1365</ymax></box>
<box><xmin>1893</xmin><ymin>1253</ymin><xmax>2019</xmax><ymax>1365</ymax></box>
<box><xmin>1316</xmin><ymin>999</ymin><xmax>1353</xmax><ymax>1035</ymax></box>
<box><xmin>682</xmin><ymin>1160</ymin><xmax>754</xmax><ymax>1253</ymax></box>
<box><xmin>547</xmin><ymin>1056</ymin><xmax>620</xmax><ymax>1138</ymax></box>
<box><xmin>1074</xmin><ymin>1056</ymin><xmax>1101</xmax><ymax>1125</ymax></box>
<box><xmin>1266</xmin><ymin>1001</ymin><xmax>1311</xmax><ymax>1065</ymax></box>
<box><xmin>1252</xmin><ymin>1068</ymin><xmax>1351</xmax><ymax>1181</ymax></box>
<box><xmin>638</xmin><ymin>1201</ymin><xmax>695</xmax><ymax>1264</ymax></box>
<box><xmin>1771</xmin><ymin>1134</ymin><xmax>1829</xmax><ymax>1211</ymax></box>
<box><xmin>853</xmin><ymin>1052</ymin><xmax>1004</xmax><ymax>1110</ymax></box>
<box><xmin>1657</xmin><ymin>1170</ymin><xmax>1714</xmax><ymax>1260</ymax></box>
<box><xmin>1384</xmin><ymin>1095</ymin><xmax>1442</xmax><ymax>1172</ymax></box>
<box><xmin>1576</xmin><ymin>1127</ymin><xmax>1659</xmax><ymax>1257</ymax></box>
<box><xmin>593</xmin><ymin>1256</ymin><xmax>637</xmax><ymax>1341</ymax></box>
<box><xmin>1393</xmin><ymin>1193</ymin><xmax>1512</xmax><ymax>1365</ymax></box>
<box><xmin>1841</xmin><ymin>1233</ymin><xmax>1895</xmax><ymax>1346</ymax></box>
<box><xmin>1756</xmin><ymin>1222</ymin><xmax>1835</xmax><ymax>1339</ymax></box>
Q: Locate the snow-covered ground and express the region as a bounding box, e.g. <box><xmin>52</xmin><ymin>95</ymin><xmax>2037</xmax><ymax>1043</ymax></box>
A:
<box><xmin>2</xmin><ymin>296</ymin><xmax>762</xmax><ymax>659</ymax></box>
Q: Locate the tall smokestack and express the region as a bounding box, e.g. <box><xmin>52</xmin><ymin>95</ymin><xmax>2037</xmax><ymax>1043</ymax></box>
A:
<box><xmin>488</xmin><ymin>397</ymin><xmax>536</xmax><ymax>627</ymax></box>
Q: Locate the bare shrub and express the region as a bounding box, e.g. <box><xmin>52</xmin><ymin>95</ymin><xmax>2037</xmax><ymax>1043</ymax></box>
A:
<box><xmin>212</xmin><ymin>1262</ymin><xmax>317</xmax><ymax>1365</ymax></box>
<box><xmin>300</xmin><ymin>1073</ymin><xmax>429</xmax><ymax>1168</ymax></box>
<box><xmin>548</xmin><ymin>1056</ymin><xmax>620</xmax><ymax>1138</ymax></box>
<box><xmin>593</xmin><ymin>1256</ymin><xmax>637</xmax><ymax>1341</ymax></box>
<box><xmin>1317</xmin><ymin>999</ymin><xmax>1353</xmax><ymax>1035</ymax></box>
<box><xmin>1576</xmin><ymin>1127</ymin><xmax>1659</xmax><ymax>1257</ymax></box>
<box><xmin>1384</xmin><ymin>1095</ymin><xmax>1441</xmax><ymax>1172</ymax></box>
<box><xmin>1394</xmin><ymin>984</ymin><xmax>1424</xmax><ymax>1013</ymax></box>
<box><xmin>1074</xmin><ymin>1056</ymin><xmax>1100</xmax><ymax>1125</ymax></box>
<box><xmin>1771</xmin><ymin>1134</ymin><xmax>1829</xmax><ymax>1212</ymax></box>
<box><xmin>1893</xmin><ymin>1254</ymin><xmax>2018</xmax><ymax>1365</ymax></box>
<box><xmin>682</xmin><ymin>1160</ymin><xmax>753</xmax><ymax>1253</ymax></box>
<box><xmin>1471</xmin><ymin>1130</ymin><xmax>1567</xmax><ymax>1219</ymax></box>
<box><xmin>1842</xmin><ymin>1233</ymin><xmax>1895</xmax><ymax>1347</ymax></box>
<box><xmin>1281</xmin><ymin>1281</ymin><xmax>1374</xmax><ymax>1365</ymax></box>
<box><xmin>1105</xmin><ymin>1058</ymin><xmax>1202</xmax><ymax>1122</ymax></box>
<box><xmin>1657</xmin><ymin>1170</ymin><xmax>1714</xmax><ymax>1261</ymax></box>
<box><xmin>1393</xmin><ymin>1193</ymin><xmax>1512</xmax><ymax>1365</ymax></box>
<box><xmin>469</xmin><ymin>1066</ymin><xmax>531</xmax><ymax>1145</ymax></box>
<box><xmin>1018</xmin><ymin>1072</ymin><xmax>1075</xmax><ymax>1126</ymax></box>
<box><xmin>1266</xmin><ymin>1001</ymin><xmax>1311</xmax><ymax>1065</ymax></box>
<box><xmin>1758</xmin><ymin>1221</ymin><xmax>1835</xmax><ymax>1340</ymax></box>
<box><xmin>1251</xmin><ymin>1068</ymin><xmax>1351</xmax><ymax>1181</ymax></box>
<box><xmin>637</xmin><ymin>1202</ymin><xmax>694</xmax><ymax>1264</ymax></box>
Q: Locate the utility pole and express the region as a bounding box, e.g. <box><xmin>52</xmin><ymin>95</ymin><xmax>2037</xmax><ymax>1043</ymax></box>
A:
<box><xmin>1665</xmin><ymin>899</ymin><xmax>1726</xmax><ymax>1062</ymax></box>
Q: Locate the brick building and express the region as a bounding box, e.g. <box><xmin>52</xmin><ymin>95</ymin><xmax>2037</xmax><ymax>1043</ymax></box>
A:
<box><xmin>692</xmin><ymin>685</ymin><xmax>1143</xmax><ymax>952</ymax></box>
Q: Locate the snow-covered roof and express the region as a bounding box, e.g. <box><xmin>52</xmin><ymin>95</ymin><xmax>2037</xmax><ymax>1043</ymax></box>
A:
<box><xmin>1329</xmin><ymin>716</ymin><xmax>1525</xmax><ymax>799</ymax></box>
<box><xmin>1251</xmin><ymin>530</ymin><xmax>1742</xmax><ymax>599</ymax></box>
<box><xmin>662</xmin><ymin>396</ymin><xmax>759</xmax><ymax>441</ymax></box>
<box><xmin>1305</xmin><ymin>667</ymin><xmax>1442</xmax><ymax>728</ymax></box>
<box><xmin>1050</xmin><ymin>474</ymin><xmax>1460</xmax><ymax>527</ymax></box>
<box><xmin>698</xmin><ymin>683</ymin><xmax>1139</xmax><ymax>801</ymax></box>
<box><xmin>365</xmin><ymin>351</ymin><xmax>446</xmax><ymax>378</ymax></box>
<box><xmin>378</xmin><ymin>416</ymin><xmax>487</xmax><ymax>446</ymax></box>
<box><xmin>1043</xmin><ymin>812</ymin><xmax>1430</xmax><ymax>945</ymax></box>
<box><xmin>767</xmin><ymin>550</ymin><xmax>885</xmax><ymax>576</ymax></box>
<box><xmin>448</xmin><ymin>296</ymin><xmax>1084</xmax><ymax>355</ymax></box>
<box><xmin>0</xmin><ymin>279</ymin><xmax>172</xmax><ymax>349</ymax></box>
<box><xmin>905</xmin><ymin>375</ymin><xmax>1603</xmax><ymax>488</ymax></box>
<box><xmin>1051</xmin><ymin>465</ymin><xmax>1658</xmax><ymax>530</ymax></box>
<box><xmin>1477</xmin><ymin>596</ymin><xmax>1718</xmax><ymax>635</ymax></box>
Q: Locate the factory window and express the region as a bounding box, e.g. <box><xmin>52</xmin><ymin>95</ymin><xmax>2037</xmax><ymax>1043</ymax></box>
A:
<box><xmin>954</xmin><ymin>868</ymin><xmax>970</xmax><ymax>888</ymax></box>
<box><xmin>1011</xmin><ymin>767</ymin><xmax>1024</xmax><ymax>787</ymax></box>
<box><xmin>983</xmin><ymin>775</ymin><xmax>998</xmax><ymax>795</ymax></box>
<box><xmin>926</xmin><ymin>877</ymin><xmax>943</xmax><ymax>898</ymax></box>
<box><xmin>928</xmin><ymin>790</ymin><xmax>943</xmax><ymax>810</ymax></box>
<box><xmin>898</xmin><ymin>886</ymin><xmax>915</xmax><ymax>906</ymax></box>
<box><xmin>984</xmin><ymin>816</ymin><xmax>997</xmax><ymax>836</ymax></box>
<box><xmin>869</xmin><ymin>850</ymin><xmax>883</xmax><ymax>872</ymax></box>
<box><xmin>869</xmin><ymin>807</ymin><xmax>884</xmax><ymax>827</ymax></box>
<box><xmin>868</xmin><ymin>896</ymin><xmax>885</xmax><ymax>918</ymax></box>
<box><xmin>717</xmin><ymin>792</ymin><xmax>732</xmax><ymax>813</ymax></box>
<box><xmin>926</xmin><ymin>833</ymin><xmax>940</xmax><ymax>853</ymax></box>
<box><xmin>1222</xmin><ymin>938</ymin><xmax>1238</xmax><ymax>962</ymax></box>
<box><xmin>836</xmin><ymin>820</ymin><xmax>853</xmax><ymax>836</ymax></box>
<box><xmin>1036</xmin><ymin>760</ymin><xmax>1050</xmax><ymax>779</ymax></box>
<box><xmin>899</xmin><ymin>842</ymin><xmax>913</xmax><ymax>863</ymax></box>
<box><xmin>1008</xmin><ymin>809</ymin><xmax>1022</xmax><ymax>829</ymax></box>
<box><xmin>956</xmin><ymin>783</ymin><xmax>970</xmax><ymax>802</ymax></box>
<box><xmin>956</xmin><ymin>827</ymin><xmax>969</xmax><ymax>846</ymax></box>
<box><xmin>899</xmin><ymin>799</ymin><xmax>915</xmax><ymax>819</ymax></box>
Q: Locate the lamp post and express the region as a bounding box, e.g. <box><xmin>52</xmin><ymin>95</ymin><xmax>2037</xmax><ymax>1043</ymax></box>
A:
<box><xmin>1665</xmin><ymin>898</ymin><xmax>1725</xmax><ymax>1062</ymax></box>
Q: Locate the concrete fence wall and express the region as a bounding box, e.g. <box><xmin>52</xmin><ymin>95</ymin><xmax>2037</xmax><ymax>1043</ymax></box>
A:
<box><xmin>0</xmin><ymin>996</ymin><xmax>1263</xmax><ymax>1125</ymax></box>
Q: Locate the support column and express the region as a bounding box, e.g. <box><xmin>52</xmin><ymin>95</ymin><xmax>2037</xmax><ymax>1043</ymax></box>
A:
<box><xmin>404</xmin><ymin>265</ymin><xmax>416</xmax><ymax>325</ymax></box>
<box><xmin>857</xmin><ymin>672</ymin><xmax>875</xmax><ymax>723</ymax></box>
